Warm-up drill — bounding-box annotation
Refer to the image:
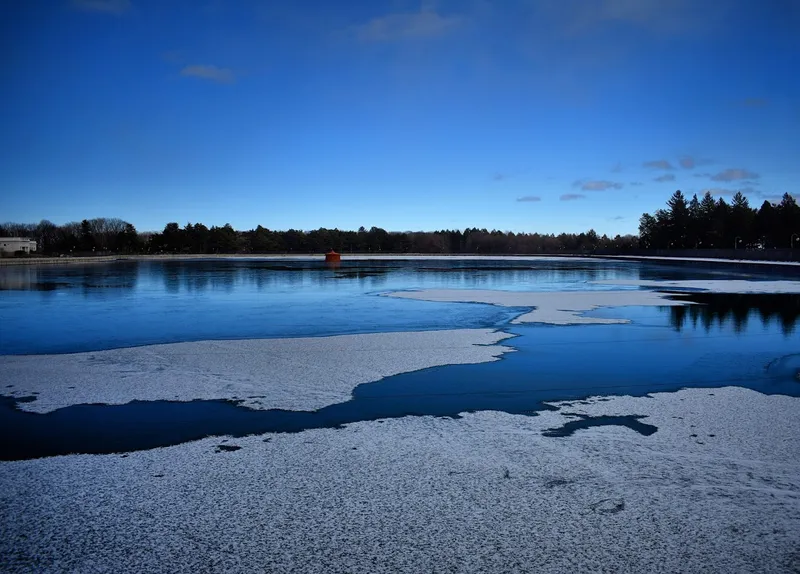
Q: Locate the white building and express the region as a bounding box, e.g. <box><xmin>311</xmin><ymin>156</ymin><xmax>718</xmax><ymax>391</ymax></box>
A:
<box><xmin>0</xmin><ymin>237</ymin><xmax>37</xmax><ymax>254</ymax></box>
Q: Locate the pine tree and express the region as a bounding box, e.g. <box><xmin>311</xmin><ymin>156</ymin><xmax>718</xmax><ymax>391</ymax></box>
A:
<box><xmin>666</xmin><ymin>190</ymin><xmax>688</xmax><ymax>247</ymax></box>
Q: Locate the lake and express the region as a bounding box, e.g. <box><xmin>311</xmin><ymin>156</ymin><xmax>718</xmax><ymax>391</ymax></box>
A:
<box><xmin>1</xmin><ymin>257</ymin><xmax>799</xmax><ymax>459</ymax></box>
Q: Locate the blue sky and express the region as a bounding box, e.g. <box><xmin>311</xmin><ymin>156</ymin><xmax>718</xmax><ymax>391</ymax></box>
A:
<box><xmin>2</xmin><ymin>0</ymin><xmax>799</xmax><ymax>234</ymax></box>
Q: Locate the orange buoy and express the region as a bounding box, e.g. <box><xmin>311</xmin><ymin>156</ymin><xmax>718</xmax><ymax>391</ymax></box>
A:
<box><xmin>325</xmin><ymin>250</ymin><xmax>341</xmax><ymax>263</ymax></box>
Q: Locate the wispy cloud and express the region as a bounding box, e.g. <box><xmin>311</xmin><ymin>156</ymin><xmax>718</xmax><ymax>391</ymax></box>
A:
<box><xmin>560</xmin><ymin>193</ymin><xmax>586</xmax><ymax>201</ymax></box>
<box><xmin>470</xmin><ymin>2</ymin><xmax>729</xmax><ymax>105</ymax></box>
<box><xmin>629</xmin><ymin>181</ymin><xmax>643</xmax><ymax>186</ymax></box>
<box><xmin>161</xmin><ymin>50</ymin><xmax>184</xmax><ymax>64</ymax></box>
<box><xmin>493</xmin><ymin>173</ymin><xmax>506</xmax><ymax>182</ymax></box>
<box><xmin>352</xmin><ymin>9</ymin><xmax>462</xmax><ymax>42</ymax></box>
<box><xmin>516</xmin><ymin>195</ymin><xmax>542</xmax><ymax>202</ymax></box>
<box><xmin>71</xmin><ymin>0</ymin><xmax>130</xmax><ymax>13</ymax></box>
<box><xmin>693</xmin><ymin>172</ymin><xmax>711</xmax><ymax>178</ymax></box>
<box><xmin>654</xmin><ymin>174</ymin><xmax>676</xmax><ymax>182</ymax></box>
<box><xmin>525</xmin><ymin>0</ymin><xmax>729</xmax><ymax>51</ymax></box>
<box><xmin>608</xmin><ymin>216</ymin><xmax>625</xmax><ymax>221</ymax></box>
<box><xmin>741</xmin><ymin>98</ymin><xmax>768</xmax><ymax>107</ymax></box>
<box><xmin>701</xmin><ymin>187</ymin><xmax>734</xmax><ymax>197</ymax></box>
<box><xmin>180</xmin><ymin>65</ymin><xmax>236</xmax><ymax>84</ymax></box>
<box><xmin>758</xmin><ymin>194</ymin><xmax>786</xmax><ymax>204</ymax></box>
<box><xmin>701</xmin><ymin>186</ymin><xmax>759</xmax><ymax>198</ymax></box>
<box><xmin>679</xmin><ymin>156</ymin><xmax>695</xmax><ymax>169</ymax></box>
<box><xmin>643</xmin><ymin>159</ymin><xmax>675</xmax><ymax>170</ymax></box>
<box><xmin>611</xmin><ymin>162</ymin><xmax>623</xmax><ymax>173</ymax></box>
<box><xmin>710</xmin><ymin>168</ymin><xmax>759</xmax><ymax>182</ymax></box>
<box><xmin>574</xmin><ymin>179</ymin><xmax>623</xmax><ymax>191</ymax></box>
<box><xmin>563</xmin><ymin>0</ymin><xmax>725</xmax><ymax>35</ymax></box>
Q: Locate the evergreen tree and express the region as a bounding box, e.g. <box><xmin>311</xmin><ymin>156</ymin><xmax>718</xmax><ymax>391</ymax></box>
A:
<box><xmin>778</xmin><ymin>193</ymin><xmax>800</xmax><ymax>247</ymax></box>
<box><xmin>754</xmin><ymin>201</ymin><xmax>777</xmax><ymax>247</ymax></box>
<box><xmin>666</xmin><ymin>190</ymin><xmax>689</xmax><ymax>247</ymax></box>
<box><xmin>729</xmin><ymin>191</ymin><xmax>755</xmax><ymax>246</ymax></box>
<box><xmin>687</xmin><ymin>194</ymin><xmax>701</xmax><ymax>247</ymax></box>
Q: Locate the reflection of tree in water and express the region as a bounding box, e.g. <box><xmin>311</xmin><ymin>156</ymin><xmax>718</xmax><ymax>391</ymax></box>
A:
<box><xmin>157</xmin><ymin>260</ymin><xmax>400</xmax><ymax>293</ymax></box>
<box><xmin>160</xmin><ymin>261</ymin><xmax>237</xmax><ymax>293</ymax></box>
<box><xmin>666</xmin><ymin>293</ymin><xmax>800</xmax><ymax>336</ymax></box>
<box><xmin>0</xmin><ymin>262</ymin><xmax>139</xmax><ymax>296</ymax></box>
<box><xmin>333</xmin><ymin>268</ymin><xmax>390</xmax><ymax>284</ymax></box>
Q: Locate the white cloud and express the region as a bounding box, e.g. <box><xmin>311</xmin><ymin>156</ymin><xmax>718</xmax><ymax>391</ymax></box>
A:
<box><xmin>577</xmin><ymin>180</ymin><xmax>623</xmax><ymax>191</ymax></box>
<box><xmin>643</xmin><ymin>159</ymin><xmax>675</xmax><ymax>170</ymax></box>
<box><xmin>710</xmin><ymin>168</ymin><xmax>759</xmax><ymax>182</ymax></box>
<box><xmin>353</xmin><ymin>9</ymin><xmax>462</xmax><ymax>42</ymax></box>
<box><xmin>560</xmin><ymin>193</ymin><xmax>586</xmax><ymax>201</ymax></box>
<box><xmin>701</xmin><ymin>187</ymin><xmax>734</xmax><ymax>197</ymax></box>
<box><xmin>559</xmin><ymin>0</ymin><xmax>727</xmax><ymax>36</ymax></box>
<box><xmin>180</xmin><ymin>65</ymin><xmax>236</xmax><ymax>84</ymax></box>
<box><xmin>516</xmin><ymin>196</ymin><xmax>542</xmax><ymax>202</ymax></box>
<box><xmin>758</xmin><ymin>195</ymin><xmax>784</xmax><ymax>204</ymax></box>
<box><xmin>701</xmin><ymin>187</ymin><xmax>763</xmax><ymax>200</ymax></box>
<box><xmin>654</xmin><ymin>174</ymin><xmax>676</xmax><ymax>182</ymax></box>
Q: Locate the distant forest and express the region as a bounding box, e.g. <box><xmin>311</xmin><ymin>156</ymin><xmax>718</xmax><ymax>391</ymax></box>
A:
<box><xmin>2</xmin><ymin>191</ymin><xmax>798</xmax><ymax>256</ymax></box>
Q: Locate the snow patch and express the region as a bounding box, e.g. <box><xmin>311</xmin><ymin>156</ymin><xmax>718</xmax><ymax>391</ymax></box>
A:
<box><xmin>593</xmin><ymin>279</ymin><xmax>800</xmax><ymax>293</ymax></box>
<box><xmin>600</xmin><ymin>254</ymin><xmax>800</xmax><ymax>267</ymax></box>
<box><xmin>0</xmin><ymin>329</ymin><xmax>514</xmax><ymax>413</ymax></box>
<box><xmin>384</xmin><ymin>288</ymin><xmax>688</xmax><ymax>325</ymax></box>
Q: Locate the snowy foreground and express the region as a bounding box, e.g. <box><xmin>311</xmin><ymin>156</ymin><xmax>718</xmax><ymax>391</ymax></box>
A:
<box><xmin>1</xmin><ymin>386</ymin><xmax>798</xmax><ymax>573</ymax></box>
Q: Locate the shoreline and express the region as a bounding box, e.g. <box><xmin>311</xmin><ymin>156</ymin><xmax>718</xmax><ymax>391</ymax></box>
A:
<box><xmin>0</xmin><ymin>253</ymin><xmax>596</xmax><ymax>267</ymax></box>
<box><xmin>2</xmin><ymin>252</ymin><xmax>799</xmax><ymax>267</ymax></box>
<box><xmin>0</xmin><ymin>253</ymin><xmax>593</xmax><ymax>266</ymax></box>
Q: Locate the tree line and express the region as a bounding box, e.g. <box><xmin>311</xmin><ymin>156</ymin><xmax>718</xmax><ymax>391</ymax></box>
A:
<box><xmin>2</xmin><ymin>190</ymin><xmax>797</xmax><ymax>256</ymax></box>
<box><xmin>0</xmin><ymin>219</ymin><xmax>638</xmax><ymax>256</ymax></box>
<box><xmin>0</xmin><ymin>218</ymin><xmax>140</xmax><ymax>256</ymax></box>
<box><xmin>639</xmin><ymin>191</ymin><xmax>800</xmax><ymax>249</ymax></box>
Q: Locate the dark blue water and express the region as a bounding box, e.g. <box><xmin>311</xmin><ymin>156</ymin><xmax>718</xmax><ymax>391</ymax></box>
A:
<box><xmin>0</xmin><ymin>257</ymin><xmax>772</xmax><ymax>355</ymax></box>
<box><xmin>1</xmin><ymin>258</ymin><xmax>798</xmax><ymax>460</ymax></box>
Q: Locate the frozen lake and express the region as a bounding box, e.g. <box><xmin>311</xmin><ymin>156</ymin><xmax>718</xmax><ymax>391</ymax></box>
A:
<box><xmin>2</xmin><ymin>257</ymin><xmax>800</xmax><ymax>573</ymax></box>
<box><xmin>1</xmin><ymin>257</ymin><xmax>799</xmax><ymax>459</ymax></box>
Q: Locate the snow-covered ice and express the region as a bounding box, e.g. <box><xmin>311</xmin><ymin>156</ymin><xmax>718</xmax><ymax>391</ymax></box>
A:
<box><xmin>593</xmin><ymin>279</ymin><xmax>800</xmax><ymax>293</ymax></box>
<box><xmin>1</xmin><ymin>386</ymin><xmax>798</xmax><ymax>573</ymax></box>
<box><xmin>0</xmin><ymin>329</ymin><xmax>514</xmax><ymax>414</ymax></box>
<box><xmin>599</xmin><ymin>254</ymin><xmax>800</xmax><ymax>267</ymax></box>
<box><xmin>385</xmin><ymin>288</ymin><xmax>689</xmax><ymax>325</ymax></box>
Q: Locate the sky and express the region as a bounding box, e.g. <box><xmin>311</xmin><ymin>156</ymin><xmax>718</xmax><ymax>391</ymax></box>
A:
<box><xmin>2</xmin><ymin>0</ymin><xmax>799</xmax><ymax>235</ymax></box>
